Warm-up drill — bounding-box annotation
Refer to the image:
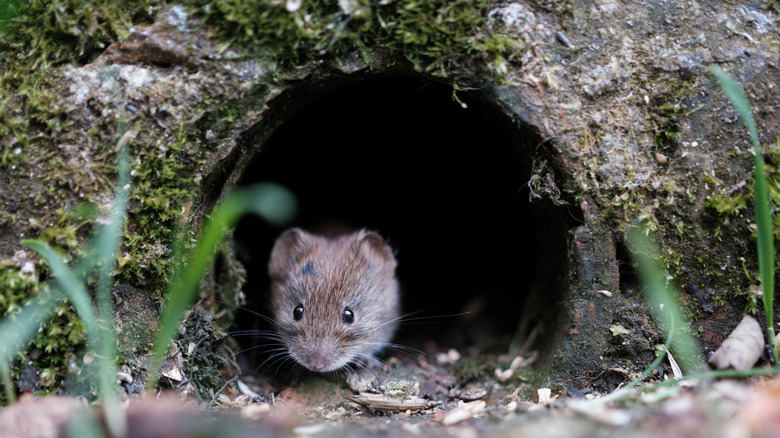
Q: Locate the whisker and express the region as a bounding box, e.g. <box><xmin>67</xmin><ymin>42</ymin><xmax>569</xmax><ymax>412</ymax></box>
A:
<box><xmin>257</xmin><ymin>351</ymin><xmax>294</xmax><ymax>375</ymax></box>
<box><xmin>235</xmin><ymin>344</ymin><xmax>288</xmax><ymax>356</ymax></box>
<box><xmin>273</xmin><ymin>355</ymin><xmax>300</xmax><ymax>375</ymax></box>
<box><xmin>363</xmin><ymin>311</ymin><xmax>472</xmax><ymax>334</ymax></box>
<box><xmin>347</xmin><ymin>354</ymin><xmax>381</xmax><ymax>378</ymax></box>
<box><xmin>228</xmin><ymin>330</ymin><xmax>281</xmax><ymax>338</ymax></box>
<box><xmin>202</xmin><ymin>297</ymin><xmax>276</xmax><ymax>323</ymax></box>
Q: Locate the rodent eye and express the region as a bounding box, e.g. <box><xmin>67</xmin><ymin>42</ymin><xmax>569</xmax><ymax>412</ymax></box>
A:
<box><xmin>293</xmin><ymin>305</ymin><xmax>304</xmax><ymax>321</ymax></box>
<box><xmin>342</xmin><ymin>308</ymin><xmax>354</xmax><ymax>324</ymax></box>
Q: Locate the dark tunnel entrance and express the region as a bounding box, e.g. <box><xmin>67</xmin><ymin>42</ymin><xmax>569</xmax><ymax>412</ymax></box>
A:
<box><xmin>232</xmin><ymin>75</ymin><xmax>572</xmax><ymax>376</ymax></box>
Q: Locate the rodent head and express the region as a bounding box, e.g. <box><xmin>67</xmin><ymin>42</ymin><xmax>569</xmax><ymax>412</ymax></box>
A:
<box><xmin>268</xmin><ymin>228</ymin><xmax>400</xmax><ymax>372</ymax></box>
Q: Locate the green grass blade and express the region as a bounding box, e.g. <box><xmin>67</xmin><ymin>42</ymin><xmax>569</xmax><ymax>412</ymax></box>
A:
<box><xmin>629</xmin><ymin>227</ymin><xmax>706</xmax><ymax>376</ymax></box>
<box><xmin>1</xmin><ymin>360</ymin><xmax>14</xmax><ymax>404</ymax></box>
<box><xmin>0</xmin><ymin>289</ymin><xmax>62</xmax><ymax>371</ymax></box>
<box><xmin>712</xmin><ymin>66</ymin><xmax>777</xmax><ymax>363</ymax></box>
<box><xmin>94</xmin><ymin>144</ymin><xmax>129</xmax><ymax>351</ymax></box>
<box><xmin>18</xmin><ymin>142</ymin><xmax>130</xmax><ymax>433</ymax></box>
<box><xmin>712</xmin><ymin>67</ymin><xmax>760</xmax><ymax>146</ymax></box>
<box><xmin>22</xmin><ymin>240</ymin><xmax>99</xmax><ymax>342</ymax></box>
<box><xmin>92</xmin><ymin>142</ymin><xmax>131</xmax><ymax>435</ymax></box>
<box><xmin>147</xmin><ymin>183</ymin><xmax>296</xmax><ymax>388</ymax></box>
<box><xmin>65</xmin><ymin>412</ymin><xmax>106</xmax><ymax>438</ymax></box>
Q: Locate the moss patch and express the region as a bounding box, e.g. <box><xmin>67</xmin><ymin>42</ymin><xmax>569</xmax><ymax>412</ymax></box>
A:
<box><xmin>0</xmin><ymin>262</ymin><xmax>86</xmax><ymax>403</ymax></box>
<box><xmin>196</xmin><ymin>0</ymin><xmax>524</xmax><ymax>77</ymax></box>
<box><xmin>706</xmin><ymin>137</ymin><xmax>780</xmax><ymax>271</ymax></box>
<box><xmin>122</xmin><ymin>122</ymin><xmax>195</xmax><ymax>291</ymax></box>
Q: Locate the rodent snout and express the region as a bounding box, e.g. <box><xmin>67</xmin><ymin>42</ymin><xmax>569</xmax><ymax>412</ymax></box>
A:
<box><xmin>295</xmin><ymin>336</ymin><xmax>344</xmax><ymax>372</ymax></box>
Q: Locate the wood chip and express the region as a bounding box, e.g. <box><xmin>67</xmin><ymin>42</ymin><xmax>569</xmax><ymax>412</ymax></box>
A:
<box><xmin>161</xmin><ymin>365</ymin><xmax>183</xmax><ymax>382</ymax></box>
<box><xmin>441</xmin><ymin>400</ymin><xmax>486</xmax><ymax>426</ymax></box>
<box><xmin>437</xmin><ymin>348</ymin><xmax>462</xmax><ymax>365</ymax></box>
<box><xmin>348</xmin><ymin>392</ymin><xmax>440</xmax><ymax>412</ymax></box>
<box><xmin>494</xmin><ymin>368</ymin><xmax>514</xmax><ymax>382</ymax></box>
<box><xmin>537</xmin><ymin>388</ymin><xmax>552</xmax><ymax>404</ymax></box>
<box><xmin>709</xmin><ymin>315</ymin><xmax>764</xmax><ymax>370</ymax></box>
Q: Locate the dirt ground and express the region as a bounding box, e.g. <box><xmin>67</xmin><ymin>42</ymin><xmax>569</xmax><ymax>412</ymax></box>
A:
<box><xmin>2</xmin><ymin>345</ymin><xmax>779</xmax><ymax>438</ymax></box>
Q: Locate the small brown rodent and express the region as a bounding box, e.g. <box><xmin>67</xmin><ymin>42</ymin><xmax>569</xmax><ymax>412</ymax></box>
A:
<box><xmin>268</xmin><ymin>228</ymin><xmax>400</xmax><ymax>372</ymax></box>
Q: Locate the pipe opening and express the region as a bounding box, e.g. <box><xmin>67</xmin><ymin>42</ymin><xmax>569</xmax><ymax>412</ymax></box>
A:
<box><xmin>231</xmin><ymin>75</ymin><xmax>573</xmax><ymax>377</ymax></box>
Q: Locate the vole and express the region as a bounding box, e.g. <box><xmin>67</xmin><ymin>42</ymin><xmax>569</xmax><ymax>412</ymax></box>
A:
<box><xmin>268</xmin><ymin>228</ymin><xmax>400</xmax><ymax>372</ymax></box>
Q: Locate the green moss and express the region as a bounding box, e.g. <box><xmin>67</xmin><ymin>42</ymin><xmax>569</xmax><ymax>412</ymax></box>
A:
<box><xmin>706</xmin><ymin>191</ymin><xmax>747</xmax><ymax>215</ymax></box>
<box><xmin>0</xmin><ymin>0</ymin><xmax>164</xmax><ymax>171</ymax></box>
<box><xmin>651</xmin><ymin>99</ymin><xmax>686</xmax><ymax>153</ymax></box>
<box><xmin>0</xmin><ymin>262</ymin><xmax>39</xmax><ymax>315</ymax></box>
<box><xmin>704</xmin><ymin>175</ymin><xmax>747</xmax><ymax>215</ymax></box>
<box><xmin>0</xmin><ymin>206</ymin><xmax>99</xmax><ymax>397</ymax></box>
<box><xmin>528</xmin><ymin>0</ymin><xmax>574</xmax><ymax>15</ymax></box>
<box><xmin>707</xmin><ymin>137</ymin><xmax>780</xmax><ymax>270</ymax></box>
<box><xmin>0</xmin><ymin>0</ymin><xmax>159</xmax><ymax>69</ymax></box>
<box><xmin>765</xmin><ymin>137</ymin><xmax>780</xmax><ymax>252</ymax></box>
<box><xmin>383</xmin><ymin>379</ymin><xmax>418</xmax><ymax>399</ymax></box>
<box><xmin>736</xmin><ymin>287</ymin><xmax>759</xmax><ymax>314</ymax></box>
<box><xmin>0</xmin><ymin>263</ymin><xmax>86</xmax><ymax>398</ymax></box>
<box><xmin>196</xmin><ymin>0</ymin><xmax>523</xmax><ymax>78</ymax></box>
<box><xmin>121</xmin><ymin>123</ymin><xmax>195</xmax><ymax>292</ymax></box>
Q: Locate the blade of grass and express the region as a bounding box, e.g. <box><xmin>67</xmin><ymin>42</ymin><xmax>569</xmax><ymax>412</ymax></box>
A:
<box><xmin>92</xmin><ymin>140</ymin><xmax>132</xmax><ymax>436</ymax></box>
<box><xmin>0</xmin><ymin>290</ymin><xmax>63</xmax><ymax>375</ymax></box>
<box><xmin>1</xmin><ymin>360</ymin><xmax>13</xmax><ymax>404</ymax></box>
<box><xmin>21</xmin><ymin>240</ymin><xmax>99</xmax><ymax>342</ymax></box>
<box><xmin>147</xmin><ymin>183</ymin><xmax>296</xmax><ymax>389</ymax></box>
<box><xmin>712</xmin><ymin>66</ymin><xmax>778</xmax><ymax>363</ymax></box>
<box><xmin>620</xmin><ymin>340</ymin><xmax>670</xmax><ymax>392</ymax></box>
<box><xmin>19</xmin><ymin>139</ymin><xmax>131</xmax><ymax>434</ymax></box>
<box><xmin>629</xmin><ymin>227</ymin><xmax>706</xmax><ymax>376</ymax></box>
<box><xmin>65</xmin><ymin>411</ymin><xmax>106</xmax><ymax>438</ymax></box>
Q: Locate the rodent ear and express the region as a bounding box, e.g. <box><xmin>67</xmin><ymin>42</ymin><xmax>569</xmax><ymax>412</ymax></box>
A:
<box><xmin>268</xmin><ymin>228</ymin><xmax>309</xmax><ymax>280</ymax></box>
<box><xmin>355</xmin><ymin>230</ymin><xmax>397</xmax><ymax>270</ymax></box>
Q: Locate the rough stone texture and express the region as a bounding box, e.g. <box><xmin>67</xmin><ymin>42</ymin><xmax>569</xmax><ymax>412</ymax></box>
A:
<box><xmin>2</xmin><ymin>0</ymin><xmax>779</xmax><ymax>394</ymax></box>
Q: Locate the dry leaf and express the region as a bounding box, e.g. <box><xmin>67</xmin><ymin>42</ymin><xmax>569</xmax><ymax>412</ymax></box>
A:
<box><xmin>708</xmin><ymin>315</ymin><xmax>764</xmax><ymax>371</ymax></box>
<box><xmin>348</xmin><ymin>393</ymin><xmax>440</xmax><ymax>412</ymax></box>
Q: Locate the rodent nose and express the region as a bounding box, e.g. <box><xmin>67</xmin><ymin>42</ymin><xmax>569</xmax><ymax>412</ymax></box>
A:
<box><xmin>307</xmin><ymin>350</ymin><xmax>330</xmax><ymax>372</ymax></box>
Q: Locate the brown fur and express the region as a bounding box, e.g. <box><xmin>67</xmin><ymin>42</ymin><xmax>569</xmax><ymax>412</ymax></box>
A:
<box><xmin>268</xmin><ymin>228</ymin><xmax>400</xmax><ymax>372</ymax></box>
